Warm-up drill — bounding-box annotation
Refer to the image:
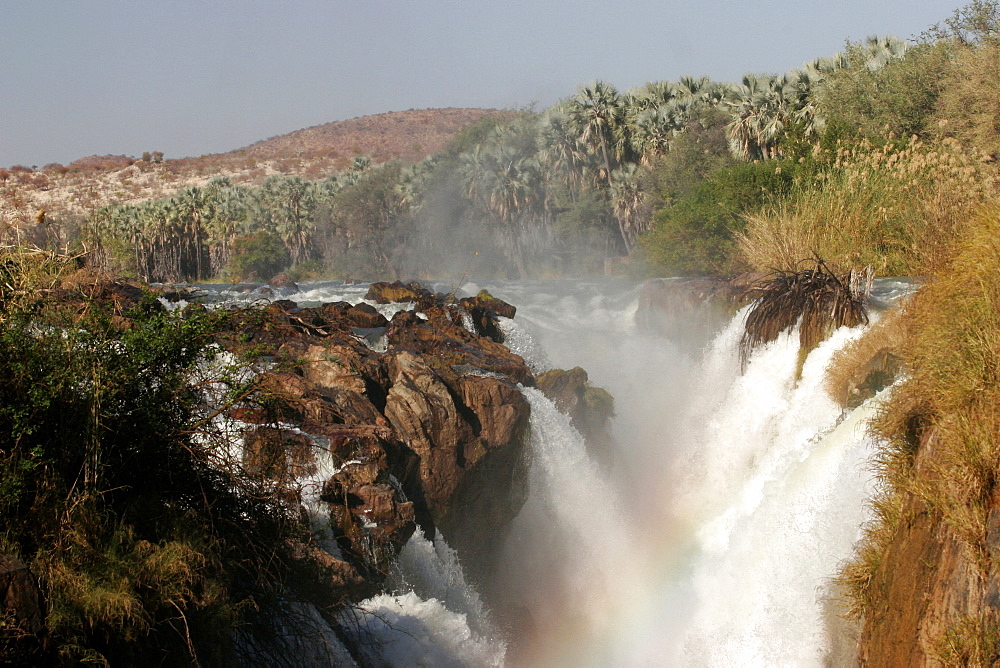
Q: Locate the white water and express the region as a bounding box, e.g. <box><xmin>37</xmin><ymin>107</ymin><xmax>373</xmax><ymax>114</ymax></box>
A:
<box><xmin>195</xmin><ymin>279</ymin><xmax>893</xmax><ymax>666</ymax></box>
<box><xmin>479</xmin><ymin>280</ymin><xmax>883</xmax><ymax>666</ymax></box>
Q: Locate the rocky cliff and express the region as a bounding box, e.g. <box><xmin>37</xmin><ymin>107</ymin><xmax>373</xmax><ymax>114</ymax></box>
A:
<box><xmin>0</xmin><ymin>274</ymin><xmax>613</xmax><ymax>664</ymax></box>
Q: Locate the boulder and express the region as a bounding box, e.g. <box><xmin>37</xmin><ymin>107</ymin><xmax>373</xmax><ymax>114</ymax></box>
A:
<box><xmin>383</xmin><ymin>351</ymin><xmax>530</xmax><ymax>577</ymax></box>
<box><xmin>0</xmin><ymin>554</ymin><xmax>44</xmax><ymax>662</ymax></box>
<box><xmin>319</xmin><ymin>301</ymin><xmax>389</xmax><ymax>329</ymax></box>
<box><xmin>843</xmin><ymin>349</ymin><xmax>902</xmax><ymax>409</ymax></box>
<box><xmin>386</xmin><ymin>310</ymin><xmax>534</xmax><ymax>386</ymax></box>
<box><xmin>322</xmin><ymin>460</ymin><xmax>416</xmax><ymax>575</ymax></box>
<box><xmin>364</xmin><ymin>281</ymin><xmax>438</xmax><ymax>311</ymax></box>
<box><xmin>268</xmin><ymin>273</ymin><xmax>299</xmax><ymax>294</ymax></box>
<box><xmin>536</xmin><ymin>367</ymin><xmax>615</xmax><ymax>468</ymax></box>
<box><xmin>458</xmin><ymin>290</ymin><xmax>517</xmax><ymax>343</ymax></box>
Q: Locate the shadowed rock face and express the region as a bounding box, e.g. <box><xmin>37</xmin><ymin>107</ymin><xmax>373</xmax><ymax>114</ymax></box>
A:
<box><xmin>221</xmin><ymin>283</ymin><xmax>539</xmax><ymax>590</ymax></box>
<box><xmin>0</xmin><ymin>555</ymin><xmax>44</xmax><ymax>663</ymax></box>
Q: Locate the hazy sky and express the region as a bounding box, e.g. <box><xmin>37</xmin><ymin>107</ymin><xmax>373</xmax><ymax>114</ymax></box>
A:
<box><xmin>2</xmin><ymin>0</ymin><xmax>963</xmax><ymax>167</ymax></box>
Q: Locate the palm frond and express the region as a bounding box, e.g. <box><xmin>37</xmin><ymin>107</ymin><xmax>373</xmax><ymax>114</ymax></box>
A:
<box><xmin>739</xmin><ymin>258</ymin><xmax>872</xmax><ymax>370</ymax></box>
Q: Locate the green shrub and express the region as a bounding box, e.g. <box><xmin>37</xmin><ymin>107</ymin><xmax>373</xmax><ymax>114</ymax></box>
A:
<box><xmin>0</xmin><ymin>253</ymin><xmax>313</xmax><ymax>663</ymax></box>
<box><xmin>222</xmin><ymin>231</ymin><xmax>290</xmax><ymax>282</ymax></box>
<box><xmin>641</xmin><ymin>159</ymin><xmax>799</xmax><ymax>276</ymax></box>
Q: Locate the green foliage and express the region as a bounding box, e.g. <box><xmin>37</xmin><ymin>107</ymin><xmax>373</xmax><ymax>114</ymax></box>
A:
<box><xmin>817</xmin><ymin>40</ymin><xmax>953</xmax><ymax>143</ymax></box>
<box><xmin>222</xmin><ymin>230</ymin><xmax>289</xmax><ymax>282</ymax></box>
<box><xmin>641</xmin><ymin>108</ymin><xmax>735</xmax><ymax>204</ymax></box>
<box><xmin>0</xmin><ymin>254</ymin><xmax>317</xmax><ymax>663</ymax></box>
<box><xmin>641</xmin><ymin>159</ymin><xmax>798</xmax><ymax>275</ymax></box>
<box><xmin>931</xmin><ymin>40</ymin><xmax>1000</xmax><ymax>160</ymax></box>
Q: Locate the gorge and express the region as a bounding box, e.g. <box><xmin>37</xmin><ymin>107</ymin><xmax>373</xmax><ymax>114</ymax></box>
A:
<box><xmin>190</xmin><ymin>276</ymin><xmax>910</xmax><ymax>665</ymax></box>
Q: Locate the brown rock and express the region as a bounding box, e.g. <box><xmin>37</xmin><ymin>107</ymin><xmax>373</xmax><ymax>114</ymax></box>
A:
<box><xmin>843</xmin><ymin>349</ymin><xmax>901</xmax><ymax>409</ymax></box>
<box><xmin>268</xmin><ymin>273</ymin><xmax>299</xmax><ymax>293</ymax></box>
<box><xmin>243</xmin><ymin>426</ymin><xmax>317</xmax><ymax>482</ymax></box>
<box><xmin>365</xmin><ymin>281</ymin><xmax>437</xmax><ymax>311</ymax></box>
<box><xmin>459</xmin><ymin>290</ymin><xmax>517</xmax><ymax>343</ymax></box>
<box><xmin>284</xmin><ymin>539</ymin><xmax>378</xmax><ymax>604</ymax></box>
<box><xmin>859</xmin><ymin>426</ymin><xmax>996</xmax><ymax>666</ymax></box>
<box><xmin>0</xmin><ymin>554</ymin><xmax>44</xmax><ymax>659</ymax></box>
<box><xmin>320</xmin><ymin>301</ymin><xmax>389</xmax><ymax>329</ymax></box>
<box><xmin>383</xmin><ymin>351</ymin><xmax>530</xmax><ymax>578</ymax></box>
<box><xmin>386</xmin><ymin>309</ymin><xmax>533</xmax><ymax>386</ymax></box>
<box><xmin>536</xmin><ymin>367</ymin><xmax>615</xmax><ymax>467</ymax></box>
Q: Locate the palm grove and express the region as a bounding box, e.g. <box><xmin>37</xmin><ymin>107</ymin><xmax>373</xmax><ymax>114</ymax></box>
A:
<box><xmin>77</xmin><ymin>6</ymin><xmax>998</xmax><ymax>284</ymax></box>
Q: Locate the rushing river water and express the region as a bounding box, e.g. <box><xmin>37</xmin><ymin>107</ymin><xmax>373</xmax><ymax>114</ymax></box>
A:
<box><xmin>184</xmin><ymin>278</ymin><xmax>911</xmax><ymax>666</ymax></box>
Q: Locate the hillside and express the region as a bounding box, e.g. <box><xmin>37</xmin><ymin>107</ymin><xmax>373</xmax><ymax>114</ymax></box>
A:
<box><xmin>0</xmin><ymin>108</ymin><xmax>502</xmax><ymax>229</ymax></box>
<box><xmin>237</xmin><ymin>107</ymin><xmax>497</xmax><ymax>163</ymax></box>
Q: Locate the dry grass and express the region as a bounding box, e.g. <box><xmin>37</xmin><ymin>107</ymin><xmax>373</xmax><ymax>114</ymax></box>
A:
<box><xmin>825</xmin><ymin>305</ymin><xmax>908</xmax><ymax>408</ymax></box>
<box><xmin>837</xmin><ymin>204</ymin><xmax>1000</xmax><ymax>635</ymax></box>
<box><xmin>930</xmin><ymin>612</ymin><xmax>1000</xmax><ymax>667</ymax></box>
<box><xmin>738</xmin><ymin>137</ymin><xmax>993</xmax><ymax>276</ymax></box>
<box><xmin>0</xmin><ymin>244</ymin><xmax>82</xmax><ymax>313</ymax></box>
<box><xmin>835</xmin><ymin>485</ymin><xmax>907</xmax><ymax>620</ymax></box>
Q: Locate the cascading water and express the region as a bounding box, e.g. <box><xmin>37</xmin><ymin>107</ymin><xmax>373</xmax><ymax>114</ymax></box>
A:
<box><xmin>189</xmin><ymin>278</ymin><xmax>904</xmax><ymax>666</ymax></box>
<box><xmin>476</xmin><ymin>280</ymin><xmax>890</xmax><ymax>666</ymax></box>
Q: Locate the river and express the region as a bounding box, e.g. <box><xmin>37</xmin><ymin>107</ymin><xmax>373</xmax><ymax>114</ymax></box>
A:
<box><xmin>186</xmin><ymin>277</ymin><xmax>910</xmax><ymax>666</ymax></box>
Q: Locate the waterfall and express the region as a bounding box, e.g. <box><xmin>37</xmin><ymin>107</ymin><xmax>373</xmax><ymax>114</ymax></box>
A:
<box><xmin>341</xmin><ymin>532</ymin><xmax>506</xmax><ymax>667</ymax></box>
<box><xmin>485</xmin><ymin>282</ymin><xmax>884</xmax><ymax>666</ymax></box>
<box><xmin>194</xmin><ymin>279</ymin><xmax>890</xmax><ymax>666</ymax></box>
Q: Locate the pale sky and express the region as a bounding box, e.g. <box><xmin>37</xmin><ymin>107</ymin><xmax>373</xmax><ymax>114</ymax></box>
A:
<box><xmin>1</xmin><ymin>0</ymin><xmax>962</xmax><ymax>167</ymax></box>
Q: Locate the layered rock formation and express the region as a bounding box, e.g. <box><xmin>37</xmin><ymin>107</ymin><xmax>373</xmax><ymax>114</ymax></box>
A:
<box><xmin>220</xmin><ymin>280</ymin><xmax>541</xmax><ymax>588</ymax></box>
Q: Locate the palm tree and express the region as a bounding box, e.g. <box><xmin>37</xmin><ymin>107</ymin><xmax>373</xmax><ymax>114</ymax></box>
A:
<box><xmin>567</xmin><ymin>81</ymin><xmax>628</xmax><ymax>187</ymax></box>
<box><xmin>859</xmin><ymin>35</ymin><xmax>908</xmax><ymax>71</ymax></box>
<box><xmin>610</xmin><ymin>163</ymin><xmax>646</xmax><ymax>250</ymax></box>
<box><xmin>724</xmin><ymin>73</ymin><xmax>793</xmax><ymax>161</ymax></box>
<box><xmin>258</xmin><ymin>175</ymin><xmax>317</xmax><ymax>267</ymax></box>
<box><xmin>537</xmin><ymin>106</ymin><xmax>592</xmax><ymax>202</ymax></box>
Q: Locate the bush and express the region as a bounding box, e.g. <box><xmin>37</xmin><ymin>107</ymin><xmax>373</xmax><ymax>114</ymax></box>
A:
<box><xmin>0</xmin><ymin>252</ymin><xmax>310</xmax><ymax>663</ymax></box>
<box><xmin>641</xmin><ymin>159</ymin><xmax>799</xmax><ymax>276</ymax></box>
<box><xmin>222</xmin><ymin>231</ymin><xmax>290</xmax><ymax>282</ymax></box>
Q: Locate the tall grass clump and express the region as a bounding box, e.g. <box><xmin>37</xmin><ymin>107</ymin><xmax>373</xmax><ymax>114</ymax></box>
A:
<box><xmin>837</xmin><ymin>204</ymin><xmax>1000</xmax><ymax>626</ymax></box>
<box><xmin>738</xmin><ymin>137</ymin><xmax>991</xmax><ymax>275</ymax></box>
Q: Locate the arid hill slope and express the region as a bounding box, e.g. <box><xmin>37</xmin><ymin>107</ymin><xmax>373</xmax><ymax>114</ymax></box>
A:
<box><xmin>1</xmin><ymin>108</ymin><xmax>502</xmax><ymax>229</ymax></box>
<box><xmin>237</xmin><ymin>108</ymin><xmax>496</xmax><ymax>163</ymax></box>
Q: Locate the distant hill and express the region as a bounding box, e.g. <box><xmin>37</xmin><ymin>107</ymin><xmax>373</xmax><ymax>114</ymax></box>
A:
<box><xmin>234</xmin><ymin>108</ymin><xmax>500</xmax><ymax>164</ymax></box>
<box><xmin>1</xmin><ymin>108</ymin><xmax>505</xmax><ymax>226</ymax></box>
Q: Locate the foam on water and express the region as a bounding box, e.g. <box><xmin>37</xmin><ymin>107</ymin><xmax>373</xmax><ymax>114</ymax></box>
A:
<box><xmin>344</xmin><ymin>531</ymin><xmax>506</xmax><ymax>667</ymax></box>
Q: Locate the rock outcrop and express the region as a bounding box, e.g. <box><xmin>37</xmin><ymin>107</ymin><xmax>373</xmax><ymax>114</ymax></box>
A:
<box><xmin>218</xmin><ymin>283</ymin><xmax>545</xmax><ymax>589</ymax></box>
<box><xmin>0</xmin><ymin>555</ymin><xmax>44</xmax><ymax>664</ymax></box>
<box><xmin>536</xmin><ymin>366</ymin><xmax>615</xmax><ymax>469</ymax></box>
